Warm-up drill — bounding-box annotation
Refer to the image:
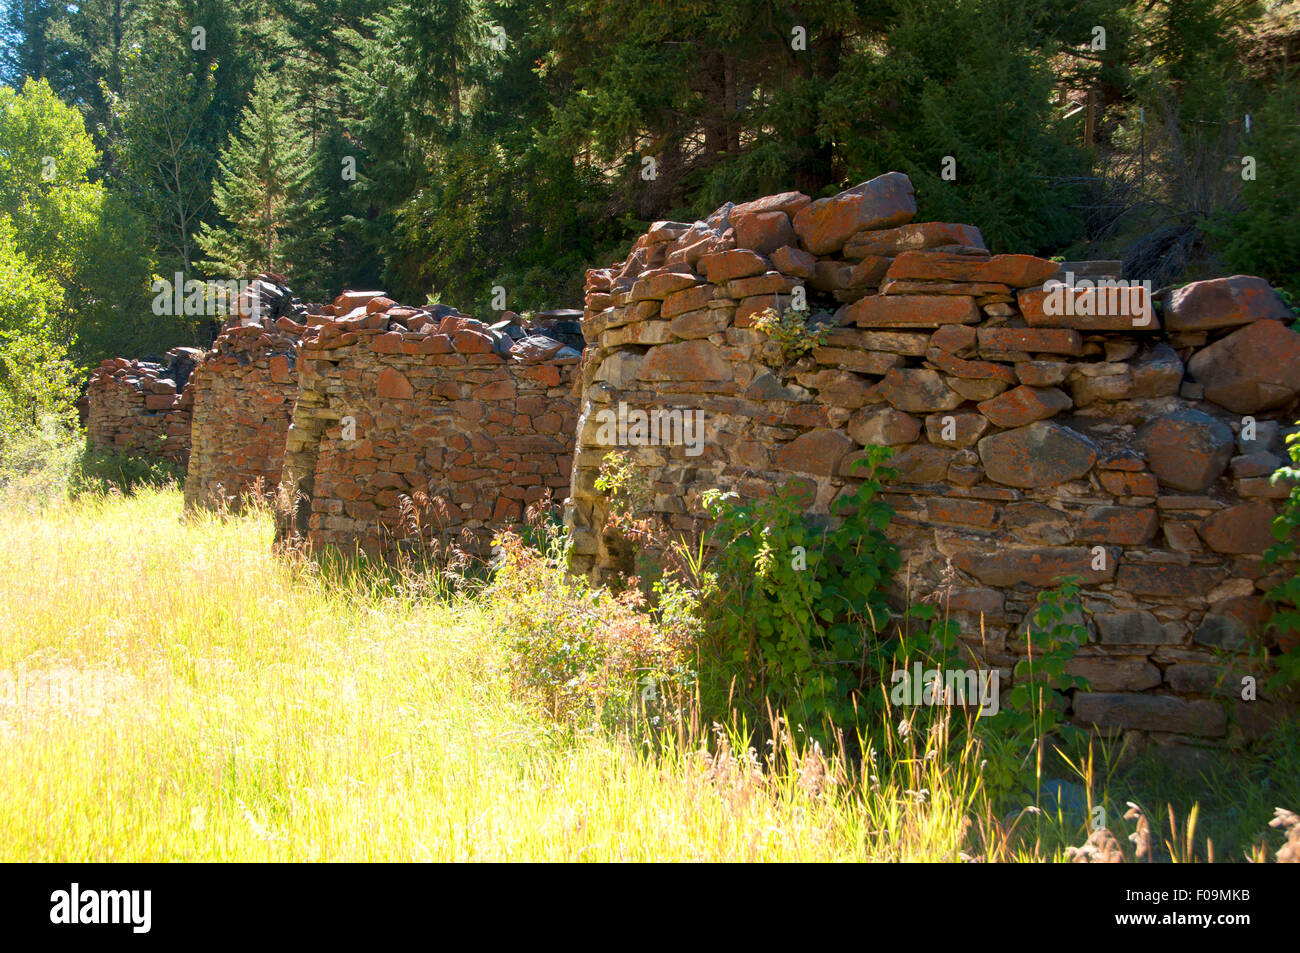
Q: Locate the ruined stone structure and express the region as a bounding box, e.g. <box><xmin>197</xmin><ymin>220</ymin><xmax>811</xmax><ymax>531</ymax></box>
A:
<box><xmin>567</xmin><ymin>171</ymin><xmax>1299</xmax><ymax>744</ymax></box>
<box><xmin>80</xmin><ymin>176</ymin><xmax>1299</xmax><ymax>744</ymax></box>
<box><xmin>183</xmin><ymin>322</ymin><xmax>302</xmax><ymax>509</ymax></box>
<box><xmin>278</xmin><ymin>291</ymin><xmax>581</xmax><ymax>558</ymax></box>
<box><xmin>86</xmin><ymin>347</ymin><xmax>203</xmax><ymax>466</ymax></box>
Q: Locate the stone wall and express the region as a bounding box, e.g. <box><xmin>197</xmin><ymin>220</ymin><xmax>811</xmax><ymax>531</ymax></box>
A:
<box><xmin>183</xmin><ymin>322</ymin><xmax>303</xmax><ymax>509</ymax></box>
<box><xmin>566</xmin><ymin>171</ymin><xmax>1299</xmax><ymax>744</ymax></box>
<box><xmin>278</xmin><ymin>291</ymin><xmax>581</xmax><ymax>558</ymax></box>
<box><xmin>86</xmin><ymin>347</ymin><xmax>203</xmax><ymax>466</ymax></box>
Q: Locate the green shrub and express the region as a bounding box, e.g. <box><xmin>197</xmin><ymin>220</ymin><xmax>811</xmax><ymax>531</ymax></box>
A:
<box><xmin>67</xmin><ymin>444</ymin><xmax>184</xmax><ymax>497</ymax></box>
<box><xmin>1205</xmin><ymin>75</ymin><xmax>1300</xmax><ymax>296</ymax></box>
<box><xmin>975</xmin><ymin>580</ymin><xmax>1092</xmax><ymax>806</ymax></box>
<box><xmin>1262</xmin><ymin>426</ymin><xmax>1300</xmax><ymax>695</ymax></box>
<box><xmin>693</xmin><ymin>448</ymin><xmax>903</xmax><ymax>734</ymax></box>
<box><xmin>489</xmin><ymin>523</ymin><xmax>696</xmax><ymax>728</ymax></box>
<box><xmin>751</xmin><ymin>306</ymin><xmax>830</xmax><ymax>365</ymax></box>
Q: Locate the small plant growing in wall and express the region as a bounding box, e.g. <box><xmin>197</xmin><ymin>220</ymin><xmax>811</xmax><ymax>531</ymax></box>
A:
<box><xmin>594</xmin><ymin>450</ymin><xmax>653</xmax><ymax>537</ymax></box>
<box><xmin>752</xmin><ymin>305</ymin><xmax>830</xmax><ymax>366</ymax></box>
<box><xmin>1261</xmin><ymin>427</ymin><xmax>1300</xmax><ymax>695</ymax></box>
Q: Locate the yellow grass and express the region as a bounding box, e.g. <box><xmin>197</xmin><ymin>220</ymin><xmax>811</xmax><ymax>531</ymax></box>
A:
<box><xmin>0</xmin><ymin>486</ymin><xmax>1035</xmax><ymax>861</ymax></box>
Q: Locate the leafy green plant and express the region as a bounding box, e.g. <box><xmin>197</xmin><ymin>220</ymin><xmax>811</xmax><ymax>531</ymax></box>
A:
<box><xmin>693</xmin><ymin>447</ymin><xmax>901</xmax><ymax>735</ymax></box>
<box><xmin>751</xmin><ymin>306</ymin><xmax>830</xmax><ymax>365</ymax></box>
<box><xmin>1262</xmin><ymin>426</ymin><xmax>1300</xmax><ymax>694</ymax></box>
<box><xmin>68</xmin><ymin>444</ymin><xmax>184</xmax><ymax>497</ymax></box>
<box><xmin>490</xmin><ymin>525</ymin><xmax>696</xmax><ymax>728</ymax></box>
<box><xmin>593</xmin><ymin>449</ymin><xmax>650</xmax><ymax>526</ymax></box>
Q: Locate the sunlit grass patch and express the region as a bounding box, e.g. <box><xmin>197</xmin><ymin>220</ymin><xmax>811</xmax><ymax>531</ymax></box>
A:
<box><xmin>0</xmin><ymin>487</ymin><xmax>1293</xmax><ymax>862</ymax></box>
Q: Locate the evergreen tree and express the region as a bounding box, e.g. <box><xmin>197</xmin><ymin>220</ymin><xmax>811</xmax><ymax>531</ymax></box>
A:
<box><xmin>43</xmin><ymin>0</ymin><xmax>142</xmax><ymax>165</ymax></box>
<box><xmin>108</xmin><ymin>30</ymin><xmax>217</xmax><ymax>274</ymax></box>
<box><xmin>198</xmin><ymin>72</ymin><xmax>323</xmax><ymax>284</ymax></box>
<box><xmin>0</xmin><ymin>0</ymin><xmax>59</xmax><ymax>86</ymax></box>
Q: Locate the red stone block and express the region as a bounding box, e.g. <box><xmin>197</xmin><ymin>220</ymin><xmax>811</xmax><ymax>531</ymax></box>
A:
<box><xmin>376</xmin><ymin>367</ymin><xmax>414</xmax><ymax>399</ymax></box>
<box><xmin>699</xmin><ymin>249</ymin><xmax>769</xmax><ymax>284</ymax></box>
<box><xmin>372</xmin><ymin>332</ymin><xmax>404</xmax><ymax>354</ymax></box>
<box><xmin>840</xmin><ymin>295</ymin><xmax>980</xmax><ymax>328</ymax></box>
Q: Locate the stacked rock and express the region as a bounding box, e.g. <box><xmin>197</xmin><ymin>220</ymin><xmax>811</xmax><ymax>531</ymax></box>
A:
<box><xmin>86</xmin><ymin>347</ymin><xmax>201</xmax><ymax>466</ymax></box>
<box><xmin>277</xmin><ymin>290</ymin><xmax>582</xmax><ymax>558</ymax></box>
<box><xmin>183</xmin><ymin>317</ymin><xmax>305</xmax><ymax>510</ymax></box>
<box><xmin>230</xmin><ymin>273</ymin><xmax>310</xmax><ymax>326</ymax></box>
<box><xmin>568</xmin><ymin>170</ymin><xmax>1299</xmax><ymax>745</ymax></box>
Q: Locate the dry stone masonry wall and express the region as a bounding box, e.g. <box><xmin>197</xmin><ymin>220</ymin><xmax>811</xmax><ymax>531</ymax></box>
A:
<box><xmin>567</xmin><ymin>170</ymin><xmax>1300</xmax><ymax>745</ymax></box>
<box><xmin>183</xmin><ymin>322</ymin><xmax>303</xmax><ymax>510</ymax></box>
<box><xmin>86</xmin><ymin>347</ymin><xmax>203</xmax><ymax>466</ymax></box>
<box><xmin>278</xmin><ymin>290</ymin><xmax>581</xmax><ymax>558</ymax></box>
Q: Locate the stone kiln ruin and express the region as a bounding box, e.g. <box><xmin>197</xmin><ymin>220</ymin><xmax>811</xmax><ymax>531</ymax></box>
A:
<box><xmin>183</xmin><ymin>321</ymin><xmax>302</xmax><ymax>510</ymax></box>
<box><xmin>567</xmin><ymin>171</ymin><xmax>1300</xmax><ymax>744</ymax></box>
<box><xmin>80</xmin><ymin>175</ymin><xmax>1300</xmax><ymax>745</ymax></box>
<box><xmin>86</xmin><ymin>347</ymin><xmax>202</xmax><ymax>466</ymax></box>
<box><xmin>277</xmin><ymin>291</ymin><xmax>581</xmax><ymax>558</ymax></box>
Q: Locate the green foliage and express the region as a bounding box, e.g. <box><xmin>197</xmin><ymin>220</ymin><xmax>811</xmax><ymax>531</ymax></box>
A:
<box><xmin>695</xmin><ymin>447</ymin><xmax>902</xmax><ymax>735</ymax></box>
<box><xmin>1262</xmin><ymin>426</ymin><xmax>1300</xmax><ymax>693</ymax></box>
<box><xmin>197</xmin><ymin>71</ymin><xmax>325</xmax><ymax>291</ymax></box>
<box><xmin>1006</xmin><ymin>581</ymin><xmax>1092</xmax><ymax>733</ymax></box>
<box><xmin>1205</xmin><ymin>74</ymin><xmax>1300</xmax><ymax>295</ymax></box>
<box><xmin>752</xmin><ymin>306</ymin><xmax>830</xmax><ymax>365</ymax></box>
<box><xmin>5</xmin><ymin>0</ymin><xmax>1298</xmax><ymax>369</ymax></box>
<box><xmin>106</xmin><ymin>9</ymin><xmax>221</xmax><ymax>274</ymax></box>
<box><xmin>0</xmin><ymin>218</ymin><xmax>79</xmax><ymax>490</ymax></box>
<box><xmin>821</xmin><ymin>0</ymin><xmax>1088</xmax><ymax>254</ymax></box>
<box><xmin>490</xmin><ymin>525</ymin><xmax>697</xmax><ymax>728</ymax></box>
<box><xmin>65</xmin><ymin>444</ymin><xmax>185</xmax><ymax>496</ymax></box>
<box><xmin>594</xmin><ymin>449</ymin><xmax>651</xmax><ymax>525</ymax></box>
<box><xmin>1</xmin><ymin>0</ymin><xmax>60</xmax><ymax>89</ymax></box>
<box><xmin>0</xmin><ymin>76</ymin><xmax>163</xmax><ymax>366</ymax></box>
<box><xmin>0</xmin><ymin>77</ymin><xmax>101</xmax><ymax>284</ymax></box>
<box><xmin>978</xmin><ymin>580</ymin><xmax>1092</xmax><ymax>804</ymax></box>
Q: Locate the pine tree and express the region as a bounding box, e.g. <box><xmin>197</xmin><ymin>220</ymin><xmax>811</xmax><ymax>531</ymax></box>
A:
<box><xmin>0</xmin><ymin>0</ymin><xmax>59</xmax><ymax>86</ymax></box>
<box><xmin>198</xmin><ymin>71</ymin><xmax>322</xmax><ymax>283</ymax></box>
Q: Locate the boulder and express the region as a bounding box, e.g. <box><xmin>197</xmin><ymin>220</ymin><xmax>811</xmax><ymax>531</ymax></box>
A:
<box><xmin>884</xmin><ymin>251</ymin><xmax>1059</xmax><ymax>288</ymax></box>
<box><xmin>1165</xmin><ymin>275</ymin><xmax>1291</xmax><ymax>331</ymax></box>
<box><xmin>976</xmin><ymin>385</ymin><xmax>1072</xmax><ymax>428</ymax></box>
<box><xmin>792</xmin><ymin>172</ymin><xmax>917</xmax><ymax>255</ymax></box>
<box><xmin>924</xmin><ymin>411</ymin><xmax>989</xmax><ymax>448</ymax></box>
<box><xmin>1129</xmin><ymin>342</ymin><xmax>1184</xmax><ymax>397</ymax></box>
<box><xmin>775</xmin><ymin>429</ymin><xmax>855</xmax><ymax>476</ymax></box>
<box><xmin>1074</xmin><ymin>693</ymin><xmax>1225</xmax><ymax>737</ymax></box>
<box><xmin>732</xmin><ymin>210</ymin><xmax>796</xmax><ymax>255</ymax></box>
<box><xmin>951</xmin><ymin>545</ymin><xmax>1116</xmax><ymax>587</ymax></box>
<box><xmin>1138</xmin><ymin>409</ymin><xmax>1234</xmax><ymax>491</ymax></box>
<box><xmin>840</xmin><ymin>295</ymin><xmax>980</xmax><ymax>328</ymax></box>
<box><xmin>643</xmin><ymin>340</ymin><xmax>731</xmax><ymax>381</ymax></box>
<box><xmin>843</xmin><ymin>221</ymin><xmax>985</xmax><ymax>259</ymax></box>
<box><xmin>877</xmin><ymin>368</ymin><xmax>963</xmax><ymax>413</ymax></box>
<box><xmin>699</xmin><ymin>249</ymin><xmax>769</xmax><ymax>283</ymax></box>
<box><xmin>978</xmin><ymin>421</ymin><xmax>1097</xmax><ymax>488</ymax></box>
<box><xmin>1093</xmin><ymin>610</ymin><xmax>1181</xmax><ymax>645</ymax></box>
<box><xmin>848</xmin><ymin>408</ymin><xmax>921</xmax><ymax>446</ymax></box>
<box><xmin>1197</xmin><ymin>501</ymin><xmax>1276</xmax><ymax>554</ymax></box>
<box><xmin>1186</xmin><ymin>317</ymin><xmax>1300</xmax><ymax>413</ymax></box>
<box><xmin>509</xmin><ymin>335</ymin><xmax>565</xmax><ymax>363</ymax></box>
